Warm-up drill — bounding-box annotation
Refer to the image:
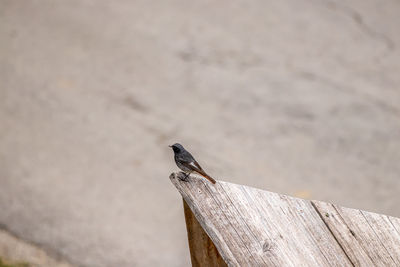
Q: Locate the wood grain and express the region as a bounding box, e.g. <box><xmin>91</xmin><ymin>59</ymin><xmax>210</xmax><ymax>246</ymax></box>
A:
<box><xmin>170</xmin><ymin>172</ymin><xmax>351</xmax><ymax>266</ymax></box>
<box><xmin>312</xmin><ymin>200</ymin><xmax>400</xmax><ymax>266</ymax></box>
<box><xmin>172</xmin><ymin>172</ymin><xmax>400</xmax><ymax>266</ymax></box>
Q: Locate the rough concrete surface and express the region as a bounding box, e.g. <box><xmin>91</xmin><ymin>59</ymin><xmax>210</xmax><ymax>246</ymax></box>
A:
<box><xmin>1</xmin><ymin>0</ymin><xmax>400</xmax><ymax>266</ymax></box>
<box><xmin>0</xmin><ymin>229</ymin><xmax>74</xmax><ymax>267</ymax></box>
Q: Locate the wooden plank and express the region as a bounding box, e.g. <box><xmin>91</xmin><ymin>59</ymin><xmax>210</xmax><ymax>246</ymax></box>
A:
<box><xmin>170</xmin><ymin>172</ymin><xmax>351</xmax><ymax>266</ymax></box>
<box><xmin>361</xmin><ymin>212</ymin><xmax>400</xmax><ymax>266</ymax></box>
<box><xmin>312</xmin><ymin>200</ymin><xmax>400</xmax><ymax>266</ymax></box>
<box><xmin>183</xmin><ymin>199</ymin><xmax>227</xmax><ymax>267</ymax></box>
<box><xmin>388</xmin><ymin>215</ymin><xmax>400</xmax><ymax>236</ymax></box>
<box><xmin>241</xmin><ymin>186</ymin><xmax>353</xmax><ymax>266</ymax></box>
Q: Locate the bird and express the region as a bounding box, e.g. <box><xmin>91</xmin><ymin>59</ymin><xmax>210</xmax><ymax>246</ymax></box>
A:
<box><xmin>169</xmin><ymin>143</ymin><xmax>216</xmax><ymax>184</ymax></box>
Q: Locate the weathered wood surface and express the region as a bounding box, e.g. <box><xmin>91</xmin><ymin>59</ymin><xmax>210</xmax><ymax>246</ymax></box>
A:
<box><xmin>183</xmin><ymin>200</ymin><xmax>227</xmax><ymax>267</ymax></box>
<box><xmin>312</xmin><ymin>200</ymin><xmax>400</xmax><ymax>266</ymax></box>
<box><xmin>170</xmin><ymin>172</ymin><xmax>400</xmax><ymax>267</ymax></box>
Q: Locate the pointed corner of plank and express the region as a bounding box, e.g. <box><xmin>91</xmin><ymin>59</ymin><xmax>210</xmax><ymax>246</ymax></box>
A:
<box><xmin>169</xmin><ymin>171</ymin><xmax>185</xmax><ymax>189</ymax></box>
<box><xmin>169</xmin><ymin>172</ymin><xmax>183</xmax><ymax>189</ymax></box>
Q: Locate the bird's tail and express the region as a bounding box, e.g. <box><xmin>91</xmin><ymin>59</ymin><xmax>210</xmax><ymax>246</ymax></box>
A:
<box><xmin>196</xmin><ymin>170</ymin><xmax>216</xmax><ymax>184</ymax></box>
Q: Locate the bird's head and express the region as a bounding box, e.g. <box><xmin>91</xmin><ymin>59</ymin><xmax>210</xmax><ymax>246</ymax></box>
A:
<box><xmin>169</xmin><ymin>143</ymin><xmax>184</xmax><ymax>154</ymax></box>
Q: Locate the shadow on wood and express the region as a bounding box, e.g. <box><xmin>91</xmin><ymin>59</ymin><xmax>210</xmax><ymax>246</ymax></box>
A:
<box><xmin>183</xmin><ymin>200</ymin><xmax>227</xmax><ymax>267</ymax></box>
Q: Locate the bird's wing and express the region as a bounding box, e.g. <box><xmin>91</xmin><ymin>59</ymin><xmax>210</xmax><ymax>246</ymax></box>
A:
<box><xmin>182</xmin><ymin>160</ymin><xmax>202</xmax><ymax>172</ymax></box>
<box><xmin>191</xmin><ymin>160</ymin><xmax>203</xmax><ymax>171</ymax></box>
<box><xmin>177</xmin><ymin>153</ymin><xmax>192</xmax><ymax>164</ymax></box>
<box><xmin>178</xmin><ymin>154</ymin><xmax>202</xmax><ymax>171</ymax></box>
<box><xmin>176</xmin><ymin>151</ymin><xmax>204</xmax><ymax>172</ymax></box>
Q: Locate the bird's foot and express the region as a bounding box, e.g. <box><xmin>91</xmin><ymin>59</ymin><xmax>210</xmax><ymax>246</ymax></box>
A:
<box><xmin>178</xmin><ymin>172</ymin><xmax>190</xmax><ymax>182</ymax></box>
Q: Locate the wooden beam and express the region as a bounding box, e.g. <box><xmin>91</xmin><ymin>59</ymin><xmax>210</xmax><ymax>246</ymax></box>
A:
<box><xmin>183</xmin><ymin>199</ymin><xmax>227</xmax><ymax>267</ymax></box>
<box><xmin>171</xmin><ymin>172</ymin><xmax>400</xmax><ymax>266</ymax></box>
<box><xmin>171</xmin><ymin>172</ymin><xmax>351</xmax><ymax>266</ymax></box>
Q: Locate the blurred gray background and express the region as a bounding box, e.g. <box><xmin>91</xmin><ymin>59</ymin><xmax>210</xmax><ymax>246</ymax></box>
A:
<box><xmin>1</xmin><ymin>0</ymin><xmax>400</xmax><ymax>266</ymax></box>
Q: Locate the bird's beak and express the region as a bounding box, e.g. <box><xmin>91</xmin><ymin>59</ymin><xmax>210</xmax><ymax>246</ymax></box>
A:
<box><xmin>168</xmin><ymin>145</ymin><xmax>172</xmax><ymax>148</ymax></box>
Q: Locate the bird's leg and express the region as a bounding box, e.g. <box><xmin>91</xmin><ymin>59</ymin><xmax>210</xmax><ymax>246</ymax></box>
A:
<box><xmin>182</xmin><ymin>172</ymin><xmax>191</xmax><ymax>181</ymax></box>
<box><xmin>177</xmin><ymin>171</ymin><xmax>189</xmax><ymax>181</ymax></box>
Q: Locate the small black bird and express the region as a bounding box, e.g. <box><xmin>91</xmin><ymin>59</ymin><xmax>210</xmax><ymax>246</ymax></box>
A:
<box><xmin>169</xmin><ymin>143</ymin><xmax>216</xmax><ymax>184</ymax></box>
